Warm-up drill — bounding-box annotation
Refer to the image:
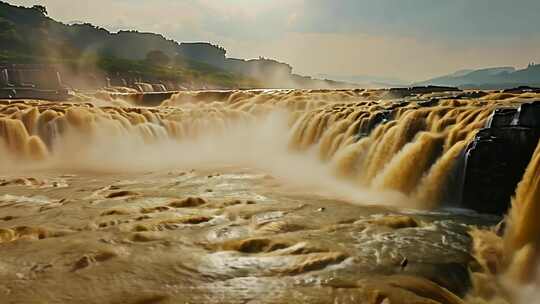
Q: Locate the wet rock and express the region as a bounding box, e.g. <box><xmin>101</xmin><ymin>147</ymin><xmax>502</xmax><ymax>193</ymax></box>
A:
<box><xmin>220</xmin><ymin>237</ymin><xmax>291</xmax><ymax>253</ymax></box>
<box><xmin>106</xmin><ymin>190</ymin><xmax>139</xmax><ymax>198</ymax></box>
<box><xmin>515</xmin><ymin>100</ymin><xmax>540</xmax><ymax>128</ymax></box>
<box><xmin>459</xmin><ymin>101</ymin><xmax>540</xmax><ymax>214</ymax></box>
<box><xmin>485</xmin><ymin>107</ymin><xmax>517</xmax><ymax>128</ymax></box>
<box><xmin>502</xmin><ymin>86</ymin><xmax>540</xmax><ymax>94</ymax></box>
<box><xmin>417</xmin><ymin>98</ymin><xmax>439</xmax><ymax>107</ymax></box>
<box><xmin>168</xmin><ymin>197</ymin><xmax>207</xmax><ymax>208</ymax></box>
<box><xmin>100</xmin><ymin>209</ymin><xmax>132</xmax><ymax>216</ymax></box>
<box><xmin>362</xmin><ymin>215</ymin><xmax>419</xmax><ymax>230</ymax></box>
<box><xmin>400</xmin><ymin>257</ymin><xmax>409</xmax><ymax>270</ymax></box>
<box><xmin>0</xmin><ymin>88</ymin><xmax>16</xmax><ymax>99</ymax></box>
<box><xmin>494</xmin><ymin>219</ymin><xmax>506</xmax><ymax>237</ymax></box>
<box><xmin>72</xmin><ymin>251</ymin><xmax>117</xmax><ymax>271</ymax></box>
<box><xmin>0</xmin><ymin>68</ymin><xmax>9</xmax><ymax>86</ymax></box>
<box><xmin>456</xmin><ymin>100</ymin><xmax>540</xmax><ymax>214</ymax></box>
<box><xmin>455</xmin><ymin>91</ymin><xmax>489</xmax><ymax>99</ymax></box>
<box><xmin>137</xmin><ymin>215</ymin><xmax>213</xmax><ymax>231</ymax></box>
<box><xmin>140</xmin><ymin>206</ymin><xmax>172</xmax><ymax>214</ymax></box>
<box><xmin>113</xmin><ymin>92</ymin><xmax>176</xmax><ymax>107</ymax></box>
<box><xmin>387</xmin><ymin>100</ymin><xmax>410</xmax><ymax>110</ymax></box>
<box><xmin>0</xmin><ymin>65</ymin><xmax>70</xmax><ymax>100</ymax></box>
<box><xmin>175</xmin><ymin>215</ymin><xmax>212</xmax><ymax>225</ymax></box>
<box><xmin>386</xmin><ymin>86</ymin><xmax>461</xmax><ymax>98</ymax></box>
<box><xmin>139</xmin><ymin>92</ymin><xmax>176</xmax><ymax>106</ymax></box>
<box><xmin>358</xmin><ymin>111</ymin><xmax>392</xmax><ymax>138</ymax></box>
<box><xmin>461</xmin><ymin>126</ymin><xmax>540</xmax><ymax>214</ymax></box>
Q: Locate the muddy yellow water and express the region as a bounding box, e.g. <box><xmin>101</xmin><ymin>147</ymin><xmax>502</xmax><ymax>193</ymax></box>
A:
<box><xmin>1</xmin><ymin>89</ymin><xmax>539</xmax><ymax>303</ymax></box>
<box><xmin>0</xmin><ymin>166</ymin><xmax>498</xmax><ymax>304</ymax></box>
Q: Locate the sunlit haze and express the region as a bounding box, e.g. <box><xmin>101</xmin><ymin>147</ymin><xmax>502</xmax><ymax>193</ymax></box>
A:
<box><xmin>8</xmin><ymin>0</ymin><xmax>540</xmax><ymax>81</ymax></box>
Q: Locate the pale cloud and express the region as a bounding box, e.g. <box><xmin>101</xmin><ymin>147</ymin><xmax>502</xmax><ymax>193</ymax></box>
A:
<box><xmin>222</xmin><ymin>32</ymin><xmax>540</xmax><ymax>80</ymax></box>
<box><xmin>6</xmin><ymin>0</ymin><xmax>540</xmax><ymax>80</ymax></box>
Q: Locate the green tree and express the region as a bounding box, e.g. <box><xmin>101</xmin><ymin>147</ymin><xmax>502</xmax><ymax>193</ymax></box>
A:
<box><xmin>0</xmin><ymin>18</ymin><xmax>13</xmax><ymax>31</ymax></box>
<box><xmin>31</xmin><ymin>5</ymin><xmax>48</xmax><ymax>16</ymax></box>
<box><xmin>174</xmin><ymin>54</ymin><xmax>188</xmax><ymax>67</ymax></box>
<box><xmin>145</xmin><ymin>50</ymin><xmax>170</xmax><ymax>66</ymax></box>
<box><xmin>0</xmin><ymin>18</ymin><xmax>23</xmax><ymax>50</ymax></box>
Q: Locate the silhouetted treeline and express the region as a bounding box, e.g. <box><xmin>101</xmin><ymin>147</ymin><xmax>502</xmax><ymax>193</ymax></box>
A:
<box><xmin>0</xmin><ymin>1</ymin><xmax>351</xmax><ymax>89</ymax></box>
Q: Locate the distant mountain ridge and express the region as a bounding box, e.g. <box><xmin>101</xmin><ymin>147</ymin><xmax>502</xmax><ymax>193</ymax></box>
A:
<box><xmin>316</xmin><ymin>74</ymin><xmax>408</xmax><ymax>88</ymax></box>
<box><xmin>416</xmin><ymin>65</ymin><xmax>540</xmax><ymax>89</ymax></box>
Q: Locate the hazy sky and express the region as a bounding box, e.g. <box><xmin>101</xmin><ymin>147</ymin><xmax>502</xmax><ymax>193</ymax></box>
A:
<box><xmin>8</xmin><ymin>0</ymin><xmax>540</xmax><ymax>81</ymax></box>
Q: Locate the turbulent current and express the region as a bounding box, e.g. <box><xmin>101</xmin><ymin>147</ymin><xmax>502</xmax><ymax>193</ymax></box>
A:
<box><xmin>0</xmin><ymin>89</ymin><xmax>539</xmax><ymax>304</ymax></box>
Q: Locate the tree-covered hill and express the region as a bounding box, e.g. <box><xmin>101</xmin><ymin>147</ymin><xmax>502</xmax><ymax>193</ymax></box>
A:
<box><xmin>0</xmin><ymin>1</ymin><xmax>350</xmax><ymax>89</ymax></box>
